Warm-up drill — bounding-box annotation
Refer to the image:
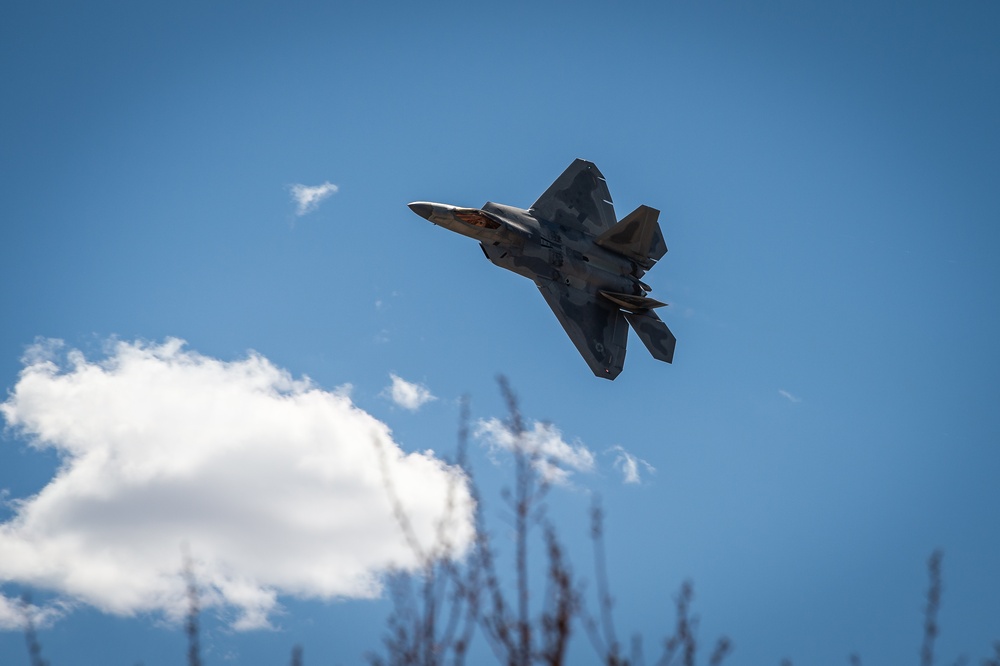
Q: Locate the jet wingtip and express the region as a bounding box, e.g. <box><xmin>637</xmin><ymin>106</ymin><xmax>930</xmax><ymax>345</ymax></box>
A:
<box><xmin>596</xmin><ymin>366</ymin><xmax>623</xmax><ymax>380</ymax></box>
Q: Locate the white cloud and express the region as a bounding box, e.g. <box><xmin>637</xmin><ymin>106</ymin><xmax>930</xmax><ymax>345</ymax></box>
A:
<box><xmin>0</xmin><ymin>339</ymin><xmax>473</xmax><ymax>630</ymax></box>
<box><xmin>474</xmin><ymin>419</ymin><xmax>595</xmax><ymax>485</ymax></box>
<box><xmin>608</xmin><ymin>445</ymin><xmax>655</xmax><ymax>485</ymax></box>
<box><xmin>0</xmin><ymin>594</ymin><xmax>69</xmax><ymax>631</ymax></box>
<box><xmin>778</xmin><ymin>389</ymin><xmax>802</xmax><ymax>403</ymax></box>
<box><xmin>289</xmin><ymin>181</ymin><xmax>339</xmax><ymax>216</ymax></box>
<box><xmin>383</xmin><ymin>374</ymin><xmax>436</xmax><ymax>412</ymax></box>
<box><xmin>0</xmin><ymin>596</ymin><xmax>23</xmax><ymax>631</ymax></box>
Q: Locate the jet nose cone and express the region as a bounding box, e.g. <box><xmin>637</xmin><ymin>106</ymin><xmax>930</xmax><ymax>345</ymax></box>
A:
<box><xmin>407</xmin><ymin>202</ymin><xmax>433</xmax><ymax>220</ymax></box>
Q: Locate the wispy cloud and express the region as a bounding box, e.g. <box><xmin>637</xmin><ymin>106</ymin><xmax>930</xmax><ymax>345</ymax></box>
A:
<box><xmin>778</xmin><ymin>389</ymin><xmax>802</xmax><ymax>403</ymax></box>
<box><xmin>0</xmin><ymin>595</ymin><xmax>70</xmax><ymax>631</ymax></box>
<box><xmin>475</xmin><ymin>418</ymin><xmax>595</xmax><ymax>485</ymax></box>
<box><xmin>289</xmin><ymin>181</ymin><xmax>339</xmax><ymax>216</ymax></box>
<box><xmin>382</xmin><ymin>374</ymin><xmax>436</xmax><ymax>412</ymax></box>
<box><xmin>0</xmin><ymin>339</ymin><xmax>472</xmax><ymax>630</ymax></box>
<box><xmin>608</xmin><ymin>445</ymin><xmax>655</xmax><ymax>485</ymax></box>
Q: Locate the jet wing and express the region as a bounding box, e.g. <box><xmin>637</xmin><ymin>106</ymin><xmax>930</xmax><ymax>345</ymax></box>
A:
<box><xmin>535</xmin><ymin>279</ymin><xmax>628</xmax><ymax>380</ymax></box>
<box><xmin>529</xmin><ymin>159</ymin><xmax>617</xmax><ymax>236</ymax></box>
<box><xmin>623</xmin><ymin>310</ymin><xmax>676</xmax><ymax>364</ymax></box>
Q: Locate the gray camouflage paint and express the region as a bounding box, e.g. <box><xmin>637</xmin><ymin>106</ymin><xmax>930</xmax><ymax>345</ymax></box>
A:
<box><xmin>408</xmin><ymin>159</ymin><xmax>676</xmax><ymax>380</ymax></box>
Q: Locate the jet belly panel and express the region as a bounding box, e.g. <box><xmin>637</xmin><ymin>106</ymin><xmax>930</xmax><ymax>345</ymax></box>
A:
<box><xmin>532</xmin><ymin>236</ymin><xmax>634</xmax><ymax>291</ymax></box>
<box><xmin>479</xmin><ymin>238</ymin><xmax>555</xmax><ymax>282</ymax></box>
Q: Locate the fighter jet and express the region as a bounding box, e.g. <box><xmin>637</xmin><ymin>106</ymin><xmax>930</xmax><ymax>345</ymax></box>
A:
<box><xmin>408</xmin><ymin>159</ymin><xmax>675</xmax><ymax>380</ymax></box>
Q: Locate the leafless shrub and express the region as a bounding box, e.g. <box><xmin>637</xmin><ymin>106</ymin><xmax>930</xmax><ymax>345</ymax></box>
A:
<box><xmin>582</xmin><ymin>497</ymin><xmax>729</xmax><ymax>666</ymax></box>
<box><xmin>584</xmin><ymin>499</ymin><xmax>623</xmax><ymax>665</ymax></box>
<box><xmin>538</xmin><ymin>523</ymin><xmax>578</xmax><ymax>666</ymax></box>
<box><xmin>370</xmin><ymin>378</ymin><xmax>582</xmax><ymax>666</ymax></box>
<box><xmin>372</xmin><ymin>378</ymin><xmax>730</xmax><ymax>666</ymax></box>
<box><xmin>476</xmin><ymin>377</ymin><xmax>579</xmax><ymax>666</ymax></box>
<box><xmin>844</xmin><ymin>550</ymin><xmax>989</xmax><ymax>666</ymax></box>
<box><xmin>10</xmin><ymin>385</ymin><xmax>998</xmax><ymax>666</ymax></box>
<box><xmin>369</xmin><ymin>397</ymin><xmax>480</xmax><ymax>666</ymax></box>
<box><xmin>651</xmin><ymin>580</ymin><xmax>731</xmax><ymax>666</ymax></box>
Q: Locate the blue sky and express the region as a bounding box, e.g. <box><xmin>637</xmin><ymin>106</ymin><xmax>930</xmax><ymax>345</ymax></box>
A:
<box><xmin>2</xmin><ymin>1</ymin><xmax>999</xmax><ymax>664</ymax></box>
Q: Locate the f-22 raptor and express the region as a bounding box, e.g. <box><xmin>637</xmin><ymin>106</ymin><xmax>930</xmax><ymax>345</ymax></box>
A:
<box><xmin>408</xmin><ymin>159</ymin><xmax>675</xmax><ymax>380</ymax></box>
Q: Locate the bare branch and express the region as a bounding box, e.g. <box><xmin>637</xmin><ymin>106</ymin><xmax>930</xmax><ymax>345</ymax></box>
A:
<box><xmin>20</xmin><ymin>595</ymin><xmax>48</xmax><ymax>666</ymax></box>
<box><xmin>922</xmin><ymin>550</ymin><xmax>943</xmax><ymax>666</ymax></box>
<box><xmin>182</xmin><ymin>555</ymin><xmax>203</xmax><ymax>666</ymax></box>
<box><xmin>539</xmin><ymin>522</ymin><xmax>579</xmax><ymax>665</ymax></box>
<box><xmin>589</xmin><ymin>497</ymin><xmax>623</xmax><ymax>664</ymax></box>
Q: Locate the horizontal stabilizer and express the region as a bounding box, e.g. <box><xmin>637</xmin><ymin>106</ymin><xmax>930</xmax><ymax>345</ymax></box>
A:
<box><xmin>624</xmin><ymin>310</ymin><xmax>676</xmax><ymax>364</ymax></box>
<box><xmin>595</xmin><ymin>205</ymin><xmax>666</xmax><ymax>269</ymax></box>
<box><xmin>599</xmin><ymin>290</ymin><xmax>667</xmax><ymax>312</ymax></box>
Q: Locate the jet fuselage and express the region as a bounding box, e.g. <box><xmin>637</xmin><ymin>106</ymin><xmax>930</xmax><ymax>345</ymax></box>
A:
<box><xmin>407</xmin><ymin>201</ymin><xmax>647</xmax><ymax>299</ymax></box>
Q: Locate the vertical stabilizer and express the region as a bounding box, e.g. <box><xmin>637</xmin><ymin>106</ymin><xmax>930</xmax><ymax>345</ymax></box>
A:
<box><xmin>595</xmin><ymin>205</ymin><xmax>666</xmax><ymax>269</ymax></box>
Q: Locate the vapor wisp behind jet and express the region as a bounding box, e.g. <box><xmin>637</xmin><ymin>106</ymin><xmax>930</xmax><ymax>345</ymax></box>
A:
<box><xmin>408</xmin><ymin>159</ymin><xmax>676</xmax><ymax>380</ymax></box>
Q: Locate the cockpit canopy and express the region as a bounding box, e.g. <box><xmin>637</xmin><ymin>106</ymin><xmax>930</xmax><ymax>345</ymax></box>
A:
<box><xmin>454</xmin><ymin>208</ymin><xmax>501</xmax><ymax>230</ymax></box>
